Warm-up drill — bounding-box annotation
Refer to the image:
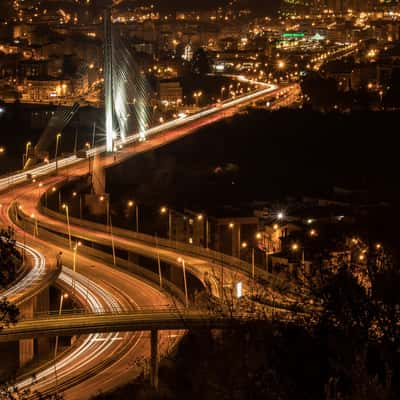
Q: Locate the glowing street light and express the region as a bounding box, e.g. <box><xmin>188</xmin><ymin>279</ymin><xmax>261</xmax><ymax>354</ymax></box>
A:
<box><xmin>30</xmin><ymin>213</ymin><xmax>39</xmax><ymax>237</ymax></box>
<box><xmin>177</xmin><ymin>257</ymin><xmax>189</xmax><ymax>307</ymax></box>
<box><xmin>55</xmin><ymin>133</ymin><xmax>62</xmax><ymax>174</ymax></box>
<box><xmin>58</xmin><ymin>293</ymin><xmax>68</xmax><ymax>315</ymax></box>
<box><xmin>62</xmin><ymin>203</ymin><xmax>72</xmax><ymax>249</ymax></box>
<box><xmin>128</xmin><ymin>200</ymin><xmax>139</xmax><ymax>232</ymax></box>
<box><xmin>73</xmin><ymin>241</ymin><xmax>82</xmax><ymax>273</ymax></box>
<box><xmin>160</xmin><ymin>206</ymin><xmax>172</xmax><ymax>239</ymax></box>
<box><xmin>277</xmin><ymin>60</ymin><xmax>285</xmax><ymax>69</ymax></box>
<box><xmin>193</xmin><ymin>91</ymin><xmax>203</xmax><ymax>107</ymax></box>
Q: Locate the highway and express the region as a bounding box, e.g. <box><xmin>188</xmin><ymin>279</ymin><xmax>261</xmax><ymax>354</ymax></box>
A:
<box><xmin>0</xmin><ymin>241</ymin><xmax>47</xmax><ymax>304</ymax></box>
<box><xmin>0</xmin><ymin>83</ymin><xmax>297</xmax><ymax>193</ymax></box>
<box><xmin>0</xmin><ymin>81</ymin><xmax>299</xmax><ymax>398</ymax></box>
<box><xmin>0</xmin><ymin>308</ymin><xmax>252</xmax><ymax>341</ymax></box>
<box><xmin>0</xmin><ymin>172</ymin><xmax>182</xmax><ymax>399</ymax></box>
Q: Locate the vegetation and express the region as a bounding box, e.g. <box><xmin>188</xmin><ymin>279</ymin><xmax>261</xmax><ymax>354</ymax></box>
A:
<box><xmin>0</xmin><ymin>228</ymin><xmax>20</xmax><ymax>331</ymax></box>
<box><xmin>93</xmin><ymin>251</ymin><xmax>400</xmax><ymax>400</ymax></box>
<box><xmin>0</xmin><ymin>228</ymin><xmax>22</xmax><ymax>288</ymax></box>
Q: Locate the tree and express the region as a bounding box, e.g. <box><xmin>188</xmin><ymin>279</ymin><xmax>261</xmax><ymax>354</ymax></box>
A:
<box><xmin>0</xmin><ymin>298</ymin><xmax>19</xmax><ymax>331</ymax></box>
<box><xmin>0</xmin><ymin>227</ymin><xmax>20</xmax><ymax>332</ymax></box>
<box><xmin>0</xmin><ymin>227</ymin><xmax>22</xmax><ymax>288</ymax></box>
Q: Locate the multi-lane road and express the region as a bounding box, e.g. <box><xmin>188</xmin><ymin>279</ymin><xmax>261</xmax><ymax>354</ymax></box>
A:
<box><xmin>0</xmin><ymin>82</ymin><xmax>299</xmax><ymax>398</ymax></box>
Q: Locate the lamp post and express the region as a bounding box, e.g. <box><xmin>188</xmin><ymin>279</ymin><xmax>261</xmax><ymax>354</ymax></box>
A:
<box><xmin>256</xmin><ymin>232</ymin><xmax>269</xmax><ymax>272</ymax></box>
<box><xmin>62</xmin><ymin>203</ymin><xmax>72</xmax><ymax>249</ymax></box>
<box><xmin>100</xmin><ymin>195</ymin><xmax>110</xmax><ymax>228</ymax></box>
<box><xmin>37</xmin><ymin>182</ymin><xmax>43</xmax><ymax>204</ymax></box>
<box><xmin>55</xmin><ymin>133</ymin><xmax>62</xmax><ymax>174</ymax></box>
<box><xmin>178</xmin><ymin>257</ymin><xmax>189</xmax><ymax>308</ymax></box>
<box><xmin>30</xmin><ymin>213</ymin><xmax>39</xmax><ymax>238</ymax></box>
<box><xmin>197</xmin><ymin>213</ymin><xmax>208</xmax><ymax>248</ymax></box>
<box><xmin>73</xmin><ymin>240</ymin><xmax>82</xmax><ymax>273</ymax></box>
<box><xmin>291</xmin><ymin>243</ymin><xmax>305</xmax><ymax>268</ymax></box>
<box><xmin>85</xmin><ymin>142</ymin><xmax>91</xmax><ymax>178</ymax></box>
<box><xmin>193</xmin><ymin>91</ymin><xmax>202</xmax><ymax>107</ymax></box>
<box><xmin>160</xmin><ymin>206</ymin><xmax>172</xmax><ymax>240</ymax></box>
<box><xmin>155</xmin><ymin>233</ymin><xmax>163</xmax><ymax>288</ymax></box>
<box><xmin>228</xmin><ymin>222</ymin><xmax>235</xmax><ymax>256</ymax></box>
<box><xmin>54</xmin><ymin>293</ymin><xmax>69</xmax><ymax>367</ymax></box>
<box><xmin>128</xmin><ymin>200</ymin><xmax>139</xmax><ymax>232</ymax></box>
<box><xmin>22</xmin><ymin>141</ymin><xmax>31</xmax><ymax>168</ymax></box>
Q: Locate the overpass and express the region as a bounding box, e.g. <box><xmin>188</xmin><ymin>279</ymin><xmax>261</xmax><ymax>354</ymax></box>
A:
<box><xmin>0</xmin><ymin>81</ymin><xmax>300</xmax><ymax>397</ymax></box>
<box><xmin>0</xmin><ymin>309</ymin><xmax>256</xmax><ymax>342</ymax></box>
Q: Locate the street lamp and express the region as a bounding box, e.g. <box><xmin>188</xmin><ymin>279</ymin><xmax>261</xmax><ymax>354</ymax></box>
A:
<box><xmin>160</xmin><ymin>206</ymin><xmax>172</xmax><ymax>240</ymax></box>
<box><xmin>291</xmin><ymin>243</ymin><xmax>304</xmax><ymax>268</ymax></box>
<box><xmin>177</xmin><ymin>257</ymin><xmax>189</xmax><ymax>308</ymax></box>
<box><xmin>100</xmin><ymin>195</ymin><xmax>110</xmax><ymax>227</ymax></box>
<box><xmin>55</xmin><ymin>133</ymin><xmax>62</xmax><ymax>174</ymax></box>
<box><xmin>58</xmin><ymin>293</ymin><xmax>68</xmax><ymax>315</ymax></box>
<box><xmin>30</xmin><ymin>213</ymin><xmax>39</xmax><ymax>238</ymax></box>
<box><xmin>193</xmin><ymin>91</ymin><xmax>202</xmax><ymax>107</ymax></box>
<box><xmin>23</xmin><ymin>141</ymin><xmax>31</xmax><ymax>168</ymax></box>
<box><xmin>196</xmin><ymin>213</ymin><xmax>209</xmax><ymax>248</ymax></box>
<box><xmin>0</xmin><ymin>147</ymin><xmax>4</xmax><ymax>154</ymax></box>
<box><xmin>54</xmin><ymin>292</ymin><xmax>69</xmax><ymax>364</ymax></box>
<box><xmin>62</xmin><ymin>203</ymin><xmax>72</xmax><ymax>249</ymax></box>
<box><xmin>256</xmin><ymin>231</ymin><xmax>269</xmax><ymax>272</ymax></box>
<box><xmin>73</xmin><ymin>240</ymin><xmax>82</xmax><ymax>273</ymax></box>
<box><xmin>128</xmin><ymin>200</ymin><xmax>139</xmax><ymax>232</ymax></box>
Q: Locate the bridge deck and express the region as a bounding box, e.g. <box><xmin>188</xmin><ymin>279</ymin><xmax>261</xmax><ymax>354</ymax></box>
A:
<box><xmin>0</xmin><ymin>309</ymin><xmax>254</xmax><ymax>342</ymax></box>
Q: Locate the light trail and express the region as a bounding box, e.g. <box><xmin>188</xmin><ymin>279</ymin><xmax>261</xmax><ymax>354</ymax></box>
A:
<box><xmin>0</xmin><ymin>241</ymin><xmax>46</xmax><ymax>303</ymax></box>
<box><xmin>15</xmin><ymin>266</ymin><xmax>131</xmax><ymax>395</ymax></box>
<box><xmin>0</xmin><ymin>82</ymin><xmax>288</xmax><ymax>193</ymax></box>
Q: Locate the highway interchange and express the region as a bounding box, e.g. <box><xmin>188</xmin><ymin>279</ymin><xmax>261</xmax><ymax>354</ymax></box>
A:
<box><xmin>0</xmin><ymin>82</ymin><xmax>299</xmax><ymax>398</ymax></box>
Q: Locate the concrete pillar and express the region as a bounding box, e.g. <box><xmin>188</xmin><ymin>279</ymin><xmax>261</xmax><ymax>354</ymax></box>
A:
<box><xmin>35</xmin><ymin>288</ymin><xmax>51</xmax><ymax>357</ymax></box>
<box><xmin>150</xmin><ymin>329</ymin><xmax>159</xmax><ymax>389</ymax></box>
<box><xmin>93</xmin><ymin>154</ymin><xmax>106</xmax><ymax>195</ymax></box>
<box><xmin>19</xmin><ymin>299</ymin><xmax>34</xmax><ymax>367</ymax></box>
<box><xmin>19</xmin><ymin>339</ymin><xmax>34</xmax><ymax>368</ymax></box>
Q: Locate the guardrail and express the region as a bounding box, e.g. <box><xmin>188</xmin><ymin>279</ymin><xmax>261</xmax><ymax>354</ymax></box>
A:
<box><xmin>37</xmin><ymin>201</ymin><xmax>296</xmax><ymax>295</ymax></box>
<box><xmin>14</xmin><ymin>267</ymin><xmax>61</xmax><ymax>307</ymax></box>
<box><xmin>0</xmin><ymin>83</ymin><xmax>284</xmax><ymax>194</ymax></box>
<box><xmin>12</xmin><ymin>202</ymin><xmax>189</xmax><ymax>305</ymax></box>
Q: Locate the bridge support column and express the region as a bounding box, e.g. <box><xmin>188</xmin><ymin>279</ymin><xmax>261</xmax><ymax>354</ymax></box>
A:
<box><xmin>35</xmin><ymin>288</ymin><xmax>51</xmax><ymax>358</ymax></box>
<box><xmin>18</xmin><ymin>299</ymin><xmax>34</xmax><ymax>367</ymax></box>
<box><xmin>150</xmin><ymin>329</ymin><xmax>159</xmax><ymax>389</ymax></box>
